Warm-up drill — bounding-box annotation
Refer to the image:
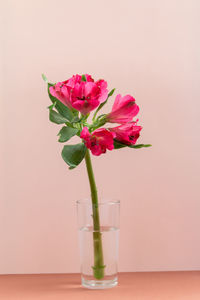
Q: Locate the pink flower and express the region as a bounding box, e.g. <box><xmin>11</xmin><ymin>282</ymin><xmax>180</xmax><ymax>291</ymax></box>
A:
<box><xmin>49</xmin><ymin>74</ymin><xmax>108</xmax><ymax>115</ymax></box>
<box><xmin>69</xmin><ymin>78</ymin><xmax>108</xmax><ymax>115</ymax></box>
<box><xmin>106</xmin><ymin>94</ymin><xmax>139</xmax><ymax>124</ymax></box>
<box><xmin>109</xmin><ymin>122</ymin><xmax>142</xmax><ymax>145</ymax></box>
<box><xmin>49</xmin><ymin>82</ymin><xmax>73</xmax><ymax>109</ymax></box>
<box><xmin>66</xmin><ymin>74</ymin><xmax>93</xmax><ymax>88</ymax></box>
<box><xmin>80</xmin><ymin>127</ymin><xmax>115</xmax><ymax>156</ymax></box>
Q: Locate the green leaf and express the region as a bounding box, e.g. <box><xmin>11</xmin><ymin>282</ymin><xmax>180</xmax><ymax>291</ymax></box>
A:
<box><xmin>92</xmin><ymin>88</ymin><xmax>115</xmax><ymax>121</ymax></box>
<box><xmin>113</xmin><ymin>140</ymin><xmax>127</xmax><ymax>149</ymax></box>
<box><xmin>61</xmin><ymin>143</ymin><xmax>86</xmax><ymax>169</ymax></box>
<box><xmin>81</xmin><ymin>74</ymin><xmax>86</xmax><ymax>81</ymax></box>
<box><xmin>130</xmin><ymin>144</ymin><xmax>152</xmax><ymax>149</ymax></box>
<box><xmin>58</xmin><ymin>126</ymin><xmax>78</xmax><ymax>143</ymax></box>
<box><xmin>71</xmin><ymin>116</ymin><xmax>80</xmax><ymax>123</ymax></box>
<box><xmin>47</xmin><ymin>103</ymin><xmax>56</xmax><ymax>110</ymax></box>
<box><xmin>114</xmin><ymin>140</ymin><xmax>152</xmax><ymax>149</ymax></box>
<box><xmin>47</xmin><ymin>83</ymin><xmax>74</xmax><ymax>121</ymax></box>
<box><xmin>56</xmin><ymin>101</ymin><xmax>74</xmax><ymax>122</ymax></box>
<box><xmin>47</xmin><ymin>83</ymin><xmax>56</xmax><ymax>103</ymax></box>
<box><xmin>108</xmin><ymin>88</ymin><xmax>115</xmax><ymax>97</ymax></box>
<box><xmin>49</xmin><ymin>110</ymin><xmax>68</xmax><ymax>124</ymax></box>
<box><xmin>42</xmin><ymin>73</ymin><xmax>48</xmax><ymax>83</ymax></box>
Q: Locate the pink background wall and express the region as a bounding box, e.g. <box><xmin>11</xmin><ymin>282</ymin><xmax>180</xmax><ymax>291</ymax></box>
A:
<box><xmin>1</xmin><ymin>0</ymin><xmax>200</xmax><ymax>274</ymax></box>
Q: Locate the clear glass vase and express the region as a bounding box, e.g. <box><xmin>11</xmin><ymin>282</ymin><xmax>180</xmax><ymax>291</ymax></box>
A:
<box><xmin>76</xmin><ymin>199</ymin><xmax>120</xmax><ymax>289</ymax></box>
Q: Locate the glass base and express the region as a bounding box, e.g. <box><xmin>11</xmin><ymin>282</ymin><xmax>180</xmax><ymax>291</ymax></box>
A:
<box><xmin>82</xmin><ymin>276</ymin><xmax>118</xmax><ymax>289</ymax></box>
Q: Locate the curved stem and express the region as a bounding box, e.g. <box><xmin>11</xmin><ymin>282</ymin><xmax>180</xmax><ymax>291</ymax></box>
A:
<box><xmin>84</xmin><ymin>149</ymin><xmax>105</xmax><ymax>279</ymax></box>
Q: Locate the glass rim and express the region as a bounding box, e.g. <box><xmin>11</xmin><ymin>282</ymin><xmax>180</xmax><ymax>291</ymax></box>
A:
<box><xmin>76</xmin><ymin>198</ymin><xmax>120</xmax><ymax>206</ymax></box>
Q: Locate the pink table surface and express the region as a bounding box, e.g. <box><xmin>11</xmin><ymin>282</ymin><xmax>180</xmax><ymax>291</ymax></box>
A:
<box><xmin>0</xmin><ymin>272</ymin><xmax>200</xmax><ymax>300</ymax></box>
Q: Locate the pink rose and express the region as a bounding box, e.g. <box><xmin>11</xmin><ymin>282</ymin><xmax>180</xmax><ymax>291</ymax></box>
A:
<box><xmin>109</xmin><ymin>122</ymin><xmax>142</xmax><ymax>145</ymax></box>
<box><xmin>106</xmin><ymin>94</ymin><xmax>139</xmax><ymax>124</ymax></box>
<box><xmin>49</xmin><ymin>74</ymin><xmax>108</xmax><ymax>115</ymax></box>
<box><xmin>80</xmin><ymin>127</ymin><xmax>115</xmax><ymax>156</ymax></box>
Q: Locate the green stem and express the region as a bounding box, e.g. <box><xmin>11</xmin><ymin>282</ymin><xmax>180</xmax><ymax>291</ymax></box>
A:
<box><xmin>84</xmin><ymin>149</ymin><xmax>105</xmax><ymax>279</ymax></box>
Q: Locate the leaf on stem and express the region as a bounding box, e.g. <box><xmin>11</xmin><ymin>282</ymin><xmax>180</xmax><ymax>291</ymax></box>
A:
<box><xmin>129</xmin><ymin>144</ymin><xmax>152</xmax><ymax>149</ymax></box>
<box><xmin>71</xmin><ymin>116</ymin><xmax>80</xmax><ymax>123</ymax></box>
<box><xmin>61</xmin><ymin>143</ymin><xmax>87</xmax><ymax>169</ymax></box>
<box><xmin>49</xmin><ymin>110</ymin><xmax>69</xmax><ymax>124</ymax></box>
<box><xmin>114</xmin><ymin>140</ymin><xmax>152</xmax><ymax>149</ymax></box>
<box><xmin>108</xmin><ymin>88</ymin><xmax>115</xmax><ymax>97</ymax></box>
<box><xmin>42</xmin><ymin>73</ymin><xmax>48</xmax><ymax>83</ymax></box>
<box><xmin>58</xmin><ymin>126</ymin><xmax>78</xmax><ymax>142</ymax></box>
